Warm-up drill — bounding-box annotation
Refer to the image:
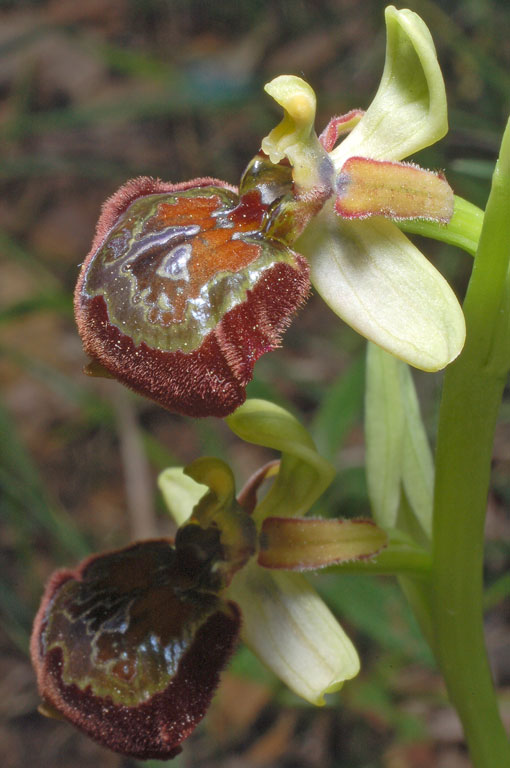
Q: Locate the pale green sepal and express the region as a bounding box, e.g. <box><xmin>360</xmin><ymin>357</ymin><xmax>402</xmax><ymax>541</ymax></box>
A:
<box><xmin>226</xmin><ymin>399</ymin><xmax>335</xmax><ymax>524</ymax></box>
<box><xmin>300</xmin><ymin>209</ymin><xmax>465</xmax><ymax>371</ymax></box>
<box><xmin>157</xmin><ymin>467</ymin><xmax>207</xmax><ymax>527</ymax></box>
<box><xmin>365</xmin><ymin>342</ymin><xmax>405</xmax><ymax>529</ymax></box>
<box><xmin>400</xmin><ymin>363</ymin><xmax>434</xmax><ymax>538</ymax></box>
<box><xmin>227</xmin><ymin>562</ymin><xmax>360</xmax><ymax>704</ymax></box>
<box><xmin>329</xmin><ymin>6</ymin><xmax>448</xmax><ymax>167</ymax></box>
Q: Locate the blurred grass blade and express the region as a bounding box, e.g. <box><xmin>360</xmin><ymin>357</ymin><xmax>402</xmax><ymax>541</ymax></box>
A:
<box><xmin>0</xmin><ymin>399</ymin><xmax>89</xmax><ymax>559</ymax></box>
<box><xmin>312</xmin><ymin>354</ymin><xmax>365</xmax><ymax>459</ymax></box>
<box><xmin>0</xmin><ymin>292</ymin><xmax>72</xmax><ymax>324</ymax></box>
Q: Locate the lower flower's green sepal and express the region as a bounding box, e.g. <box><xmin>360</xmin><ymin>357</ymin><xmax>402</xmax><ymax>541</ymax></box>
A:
<box><xmin>227</xmin><ymin>563</ymin><xmax>360</xmax><ymax>705</ymax></box>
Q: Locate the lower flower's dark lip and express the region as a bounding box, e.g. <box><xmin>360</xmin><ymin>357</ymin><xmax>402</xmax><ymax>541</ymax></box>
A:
<box><xmin>31</xmin><ymin>539</ymin><xmax>241</xmax><ymax>759</ymax></box>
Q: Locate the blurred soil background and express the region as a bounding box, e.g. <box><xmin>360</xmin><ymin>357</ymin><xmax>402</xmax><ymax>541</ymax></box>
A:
<box><xmin>1</xmin><ymin>1</ymin><xmax>510</xmax><ymax>766</ymax></box>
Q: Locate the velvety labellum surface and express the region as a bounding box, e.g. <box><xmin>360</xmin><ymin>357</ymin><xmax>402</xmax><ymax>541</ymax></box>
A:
<box><xmin>31</xmin><ymin>540</ymin><xmax>240</xmax><ymax>759</ymax></box>
<box><xmin>75</xmin><ymin>178</ymin><xmax>310</xmax><ymax>416</ymax></box>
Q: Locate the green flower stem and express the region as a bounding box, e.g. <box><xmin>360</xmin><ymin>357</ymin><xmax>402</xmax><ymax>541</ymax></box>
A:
<box><xmin>431</xmin><ymin>119</ymin><xmax>510</xmax><ymax>767</ymax></box>
<box><xmin>398</xmin><ymin>195</ymin><xmax>484</xmax><ymax>256</ymax></box>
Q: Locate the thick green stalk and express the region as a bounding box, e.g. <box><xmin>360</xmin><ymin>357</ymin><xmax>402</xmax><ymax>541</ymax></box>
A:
<box><xmin>398</xmin><ymin>195</ymin><xmax>483</xmax><ymax>256</ymax></box>
<box><xmin>431</xmin><ymin>120</ymin><xmax>510</xmax><ymax>767</ymax></box>
<box><xmin>326</xmin><ymin>535</ymin><xmax>432</xmax><ymax>576</ymax></box>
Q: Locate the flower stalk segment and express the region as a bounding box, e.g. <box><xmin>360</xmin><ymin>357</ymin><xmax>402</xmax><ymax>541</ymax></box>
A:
<box><xmin>398</xmin><ymin>195</ymin><xmax>484</xmax><ymax>256</ymax></box>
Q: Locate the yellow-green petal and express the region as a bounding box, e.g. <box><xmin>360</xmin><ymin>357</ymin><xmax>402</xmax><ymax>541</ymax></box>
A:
<box><xmin>329</xmin><ymin>6</ymin><xmax>448</xmax><ymax>166</ymax></box>
<box><xmin>227</xmin><ymin>562</ymin><xmax>360</xmax><ymax>705</ymax></box>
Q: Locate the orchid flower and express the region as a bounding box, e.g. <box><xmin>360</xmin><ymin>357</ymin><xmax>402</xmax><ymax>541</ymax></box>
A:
<box><xmin>74</xmin><ymin>7</ymin><xmax>463</xmax><ymax>419</ymax></box>
<box><xmin>31</xmin><ymin>400</ymin><xmax>387</xmax><ymax>759</ymax></box>
<box><xmin>263</xmin><ymin>6</ymin><xmax>465</xmax><ymax>372</ymax></box>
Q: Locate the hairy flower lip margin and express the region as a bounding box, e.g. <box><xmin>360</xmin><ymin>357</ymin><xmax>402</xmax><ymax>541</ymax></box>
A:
<box><xmin>30</xmin><ymin>539</ymin><xmax>242</xmax><ymax>760</ymax></box>
<box><xmin>75</xmin><ymin>6</ymin><xmax>462</xmax><ymax>419</ymax></box>
<box><xmin>75</xmin><ymin>175</ymin><xmax>310</xmax><ymax>417</ymax></box>
<box><xmin>82</xmin><ymin>175</ymin><xmax>237</xmax><ymax>263</ymax></box>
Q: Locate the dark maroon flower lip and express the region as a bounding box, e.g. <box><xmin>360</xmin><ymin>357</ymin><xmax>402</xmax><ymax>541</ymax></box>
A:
<box><xmin>75</xmin><ymin>174</ymin><xmax>310</xmax><ymax>417</ymax></box>
<box><xmin>31</xmin><ymin>539</ymin><xmax>241</xmax><ymax>760</ymax></box>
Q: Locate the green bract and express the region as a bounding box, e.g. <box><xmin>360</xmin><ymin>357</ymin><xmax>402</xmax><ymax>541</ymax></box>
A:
<box><xmin>365</xmin><ymin>342</ymin><xmax>434</xmax><ymax>538</ymax></box>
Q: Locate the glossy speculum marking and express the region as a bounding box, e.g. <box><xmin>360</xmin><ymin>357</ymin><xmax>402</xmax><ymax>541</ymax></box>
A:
<box><xmin>31</xmin><ymin>540</ymin><xmax>240</xmax><ymax>759</ymax></box>
<box><xmin>75</xmin><ymin>173</ymin><xmax>310</xmax><ymax>417</ymax></box>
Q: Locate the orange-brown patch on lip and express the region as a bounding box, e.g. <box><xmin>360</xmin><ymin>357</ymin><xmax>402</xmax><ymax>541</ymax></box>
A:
<box><xmin>153</xmin><ymin>195</ymin><xmax>220</xmax><ymax>232</ymax></box>
<box><xmin>187</xmin><ymin>228</ymin><xmax>260</xmax><ymax>291</ymax></box>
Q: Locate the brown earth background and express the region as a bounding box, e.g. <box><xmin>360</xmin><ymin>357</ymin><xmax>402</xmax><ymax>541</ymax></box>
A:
<box><xmin>1</xmin><ymin>1</ymin><xmax>510</xmax><ymax>767</ymax></box>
